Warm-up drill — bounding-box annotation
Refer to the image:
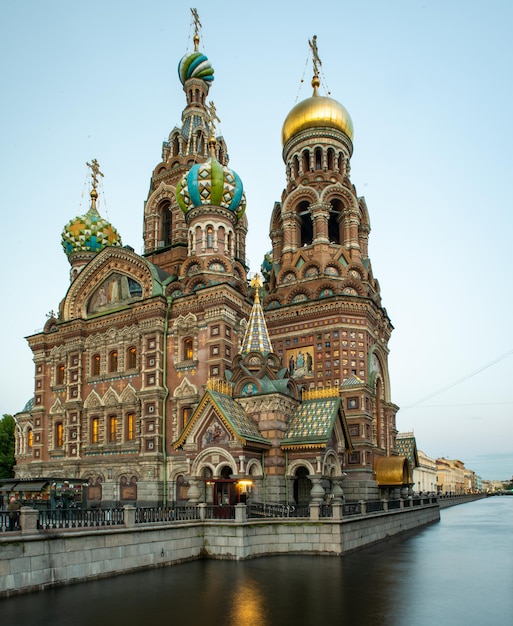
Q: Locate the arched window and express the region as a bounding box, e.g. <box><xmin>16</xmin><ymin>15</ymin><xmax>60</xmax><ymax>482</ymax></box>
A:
<box><xmin>109</xmin><ymin>416</ymin><xmax>118</xmax><ymax>443</ymax></box>
<box><xmin>160</xmin><ymin>200</ymin><xmax>172</xmax><ymax>246</ymax></box>
<box><xmin>92</xmin><ymin>354</ymin><xmax>101</xmax><ymax>376</ymax></box>
<box><xmin>27</xmin><ymin>428</ymin><xmax>33</xmax><ymax>449</ymax></box>
<box><xmin>301</xmin><ymin>149</ymin><xmax>310</xmax><ymax>173</ymax></box>
<box><xmin>297</xmin><ymin>201</ymin><xmax>313</xmax><ymax>246</ymax></box>
<box><xmin>127</xmin><ymin>346</ymin><xmax>137</xmax><ymax>370</ymax></box>
<box><xmin>315</xmin><ymin>147</ymin><xmax>322</xmax><ymax>169</ymax></box>
<box><xmin>56</xmin><ymin>364</ymin><xmax>65</xmax><ymax>385</ymax></box>
<box><xmin>126</xmin><ymin>413</ymin><xmax>135</xmax><ymax>441</ymax></box>
<box><xmin>55</xmin><ymin>422</ymin><xmax>63</xmax><ymax>447</ymax></box>
<box><xmin>183</xmin><ymin>338</ymin><xmax>193</xmax><ymax>361</ymax></box>
<box><xmin>328</xmin><ymin>199</ymin><xmax>343</xmax><ymax>244</ymax></box>
<box><xmin>206</xmin><ymin>226</ymin><xmax>214</xmax><ymax>248</ymax></box>
<box><xmin>109</xmin><ymin>350</ymin><xmax>118</xmax><ymax>373</ymax></box>
<box><xmin>327</xmin><ymin>148</ymin><xmax>335</xmax><ymax>171</ymax></box>
<box><xmin>91</xmin><ymin>417</ymin><xmax>99</xmax><ymax>444</ymax></box>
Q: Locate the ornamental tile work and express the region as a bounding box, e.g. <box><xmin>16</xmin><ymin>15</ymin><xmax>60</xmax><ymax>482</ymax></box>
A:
<box><xmin>61</xmin><ymin>207</ymin><xmax>122</xmax><ymax>256</ymax></box>
<box><xmin>208</xmin><ymin>390</ymin><xmax>270</xmax><ymax>445</ymax></box>
<box><xmin>282</xmin><ymin>397</ymin><xmax>341</xmax><ymax>447</ymax></box>
<box><xmin>396</xmin><ymin>434</ymin><xmax>419</xmax><ymax>468</ymax></box>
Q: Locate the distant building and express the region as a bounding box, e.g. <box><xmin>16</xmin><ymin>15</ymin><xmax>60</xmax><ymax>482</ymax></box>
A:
<box><xmin>13</xmin><ymin>14</ymin><xmax>406</xmax><ymax>506</ymax></box>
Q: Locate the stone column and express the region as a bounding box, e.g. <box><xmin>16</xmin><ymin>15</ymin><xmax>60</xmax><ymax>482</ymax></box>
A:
<box><xmin>235</xmin><ymin>503</ymin><xmax>247</xmax><ymax>523</ymax></box>
<box><xmin>124</xmin><ymin>505</ymin><xmax>136</xmax><ymax>528</ymax></box>
<box><xmin>187</xmin><ymin>479</ymin><xmax>201</xmax><ymax>504</ymax></box>
<box><xmin>309</xmin><ymin>477</ymin><xmax>325</xmax><ymax>503</ymax></box>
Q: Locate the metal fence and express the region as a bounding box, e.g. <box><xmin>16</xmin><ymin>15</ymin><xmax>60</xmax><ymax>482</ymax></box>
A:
<box><xmin>38</xmin><ymin>508</ymin><xmax>124</xmax><ymax>530</ymax></box>
<box><xmin>135</xmin><ymin>506</ymin><xmax>199</xmax><ymax>523</ymax></box>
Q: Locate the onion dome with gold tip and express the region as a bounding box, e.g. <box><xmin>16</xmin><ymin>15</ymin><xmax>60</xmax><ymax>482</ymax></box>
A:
<box><xmin>282</xmin><ymin>36</ymin><xmax>354</xmax><ymax>146</ymax></box>
<box><xmin>178</xmin><ymin>15</ymin><xmax>214</xmax><ymax>86</ymax></box>
<box><xmin>176</xmin><ymin>135</ymin><xmax>246</xmax><ymax>220</ymax></box>
<box><xmin>61</xmin><ymin>160</ymin><xmax>122</xmax><ymax>257</ymax></box>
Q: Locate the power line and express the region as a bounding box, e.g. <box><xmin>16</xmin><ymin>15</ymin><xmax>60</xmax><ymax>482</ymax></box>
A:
<box><xmin>401</xmin><ymin>348</ymin><xmax>513</xmax><ymax>410</ymax></box>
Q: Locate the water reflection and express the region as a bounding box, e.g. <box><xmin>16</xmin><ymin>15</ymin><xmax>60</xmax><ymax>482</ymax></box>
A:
<box><xmin>1</xmin><ymin>498</ymin><xmax>512</xmax><ymax>626</ymax></box>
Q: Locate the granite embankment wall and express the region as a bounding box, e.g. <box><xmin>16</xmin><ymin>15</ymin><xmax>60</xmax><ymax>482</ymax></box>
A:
<box><xmin>0</xmin><ymin>503</ymin><xmax>440</xmax><ymax>597</ymax></box>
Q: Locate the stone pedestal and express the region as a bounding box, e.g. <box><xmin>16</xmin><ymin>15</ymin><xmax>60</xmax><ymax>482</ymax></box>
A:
<box><xmin>20</xmin><ymin>507</ymin><xmax>38</xmax><ymax>535</ymax></box>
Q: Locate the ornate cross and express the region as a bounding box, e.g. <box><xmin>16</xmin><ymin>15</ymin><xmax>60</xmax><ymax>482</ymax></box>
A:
<box><xmin>308</xmin><ymin>35</ymin><xmax>322</xmax><ymax>77</ymax></box>
<box><xmin>206</xmin><ymin>100</ymin><xmax>221</xmax><ymax>136</ymax></box>
<box><xmin>191</xmin><ymin>8</ymin><xmax>202</xmax><ymax>49</ymax></box>
<box><xmin>86</xmin><ymin>159</ymin><xmax>104</xmax><ymax>190</ymax></box>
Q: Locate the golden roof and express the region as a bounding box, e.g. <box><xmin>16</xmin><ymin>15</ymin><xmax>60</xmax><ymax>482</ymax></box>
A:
<box><xmin>282</xmin><ymin>77</ymin><xmax>354</xmax><ymax>146</ymax></box>
<box><xmin>375</xmin><ymin>456</ymin><xmax>412</xmax><ymax>486</ymax></box>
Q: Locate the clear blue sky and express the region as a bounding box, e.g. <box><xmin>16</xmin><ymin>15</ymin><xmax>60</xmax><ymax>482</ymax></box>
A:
<box><xmin>1</xmin><ymin>1</ymin><xmax>512</xmax><ymax>480</ymax></box>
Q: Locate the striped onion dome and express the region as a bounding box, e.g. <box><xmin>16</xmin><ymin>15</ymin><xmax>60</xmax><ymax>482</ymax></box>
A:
<box><xmin>175</xmin><ymin>152</ymin><xmax>246</xmax><ymax>220</ymax></box>
<box><xmin>178</xmin><ymin>50</ymin><xmax>214</xmax><ymax>85</ymax></box>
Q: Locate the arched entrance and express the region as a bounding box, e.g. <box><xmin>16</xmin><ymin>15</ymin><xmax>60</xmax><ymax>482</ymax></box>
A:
<box><xmin>213</xmin><ymin>465</ymin><xmax>236</xmax><ymax>510</ymax></box>
<box><xmin>293</xmin><ymin>467</ymin><xmax>312</xmax><ymax>506</ymax></box>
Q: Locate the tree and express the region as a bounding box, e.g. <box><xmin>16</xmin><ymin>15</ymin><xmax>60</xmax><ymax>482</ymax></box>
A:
<box><xmin>0</xmin><ymin>414</ymin><xmax>16</xmax><ymax>478</ymax></box>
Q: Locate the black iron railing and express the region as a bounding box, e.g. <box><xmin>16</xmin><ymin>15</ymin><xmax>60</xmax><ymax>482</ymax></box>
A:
<box><xmin>38</xmin><ymin>508</ymin><xmax>124</xmax><ymax>530</ymax></box>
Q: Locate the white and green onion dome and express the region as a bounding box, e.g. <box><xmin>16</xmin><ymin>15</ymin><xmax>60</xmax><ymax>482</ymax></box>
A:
<box><xmin>176</xmin><ymin>151</ymin><xmax>246</xmax><ymax>220</ymax></box>
<box><xmin>178</xmin><ymin>48</ymin><xmax>214</xmax><ymax>85</ymax></box>
<box><xmin>61</xmin><ymin>189</ymin><xmax>122</xmax><ymax>257</ymax></box>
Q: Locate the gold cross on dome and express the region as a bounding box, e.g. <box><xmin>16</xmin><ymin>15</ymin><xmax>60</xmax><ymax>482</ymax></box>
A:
<box><xmin>86</xmin><ymin>159</ymin><xmax>104</xmax><ymax>191</ymax></box>
<box><xmin>206</xmin><ymin>101</ymin><xmax>221</xmax><ymax>136</ymax></box>
<box><xmin>308</xmin><ymin>35</ymin><xmax>322</xmax><ymax>77</ymax></box>
<box><xmin>191</xmin><ymin>8</ymin><xmax>202</xmax><ymax>50</ymax></box>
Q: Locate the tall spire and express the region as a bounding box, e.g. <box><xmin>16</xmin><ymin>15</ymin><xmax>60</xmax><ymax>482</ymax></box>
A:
<box><xmin>241</xmin><ymin>275</ymin><xmax>273</xmax><ymax>355</ymax></box>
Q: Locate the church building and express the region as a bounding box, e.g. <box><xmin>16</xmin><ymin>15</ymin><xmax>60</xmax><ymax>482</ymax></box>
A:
<box><xmin>13</xmin><ymin>13</ymin><xmax>406</xmax><ymax>507</ymax></box>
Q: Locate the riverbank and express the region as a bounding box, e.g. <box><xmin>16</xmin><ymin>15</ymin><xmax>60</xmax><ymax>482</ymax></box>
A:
<box><xmin>0</xmin><ymin>500</ymin><xmax>440</xmax><ymax>597</ymax></box>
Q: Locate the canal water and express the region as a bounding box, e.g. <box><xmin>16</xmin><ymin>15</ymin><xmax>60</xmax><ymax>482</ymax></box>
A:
<box><xmin>1</xmin><ymin>497</ymin><xmax>512</xmax><ymax>626</ymax></box>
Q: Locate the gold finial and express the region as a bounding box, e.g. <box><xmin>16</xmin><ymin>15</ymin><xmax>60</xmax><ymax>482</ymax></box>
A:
<box><xmin>191</xmin><ymin>8</ymin><xmax>201</xmax><ymax>51</ymax></box>
<box><xmin>250</xmin><ymin>274</ymin><xmax>263</xmax><ymax>304</ymax></box>
<box><xmin>308</xmin><ymin>35</ymin><xmax>322</xmax><ymax>95</ymax></box>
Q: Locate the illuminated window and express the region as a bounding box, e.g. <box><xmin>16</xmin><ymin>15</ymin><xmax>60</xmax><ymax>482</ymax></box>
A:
<box><xmin>91</xmin><ymin>417</ymin><xmax>99</xmax><ymax>444</ymax></box>
<box><xmin>92</xmin><ymin>354</ymin><xmax>101</xmax><ymax>376</ymax></box>
<box><xmin>109</xmin><ymin>350</ymin><xmax>118</xmax><ymax>373</ymax></box>
<box><xmin>56</xmin><ymin>364</ymin><xmax>65</xmax><ymax>385</ymax></box>
<box><xmin>126</xmin><ymin>413</ymin><xmax>135</xmax><ymax>441</ymax></box>
<box><xmin>109</xmin><ymin>416</ymin><xmax>118</xmax><ymax>443</ymax></box>
<box><xmin>28</xmin><ymin>428</ymin><xmax>33</xmax><ymax>449</ymax></box>
<box><xmin>183</xmin><ymin>338</ymin><xmax>193</xmax><ymax>361</ymax></box>
<box><xmin>55</xmin><ymin>422</ymin><xmax>63</xmax><ymax>447</ymax></box>
<box><xmin>206</xmin><ymin>226</ymin><xmax>213</xmax><ymax>248</ymax></box>
<box><xmin>127</xmin><ymin>346</ymin><xmax>137</xmax><ymax>369</ymax></box>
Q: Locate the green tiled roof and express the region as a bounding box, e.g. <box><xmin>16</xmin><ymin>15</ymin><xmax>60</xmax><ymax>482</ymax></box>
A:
<box><xmin>282</xmin><ymin>397</ymin><xmax>341</xmax><ymax>448</ymax></box>
<box><xmin>206</xmin><ymin>390</ymin><xmax>271</xmax><ymax>446</ymax></box>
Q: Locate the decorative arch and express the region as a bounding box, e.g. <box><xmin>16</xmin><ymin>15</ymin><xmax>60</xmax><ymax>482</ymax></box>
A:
<box><xmin>190</xmin><ymin>447</ymin><xmax>238</xmax><ymax>478</ymax></box>
<box><xmin>103</xmin><ymin>387</ymin><xmax>120</xmax><ymax>407</ymax></box>
<box><xmin>63</xmin><ymin>247</ymin><xmax>156</xmax><ymax>321</ymax></box>
<box><xmin>286</xmin><ymin>459</ymin><xmax>316</xmax><ymax>478</ymax></box>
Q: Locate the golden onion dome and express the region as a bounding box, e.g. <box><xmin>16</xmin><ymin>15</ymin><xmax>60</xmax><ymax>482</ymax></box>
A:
<box><xmin>282</xmin><ymin>76</ymin><xmax>354</xmax><ymax>146</ymax></box>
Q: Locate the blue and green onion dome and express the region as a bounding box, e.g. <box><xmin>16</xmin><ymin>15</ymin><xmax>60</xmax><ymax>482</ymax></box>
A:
<box><xmin>176</xmin><ymin>155</ymin><xmax>246</xmax><ymax>219</ymax></box>
<box><xmin>61</xmin><ymin>191</ymin><xmax>122</xmax><ymax>257</ymax></box>
<box><xmin>178</xmin><ymin>50</ymin><xmax>214</xmax><ymax>85</ymax></box>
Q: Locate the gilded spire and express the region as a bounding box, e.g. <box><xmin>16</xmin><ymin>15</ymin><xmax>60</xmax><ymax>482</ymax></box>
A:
<box><xmin>241</xmin><ymin>275</ymin><xmax>273</xmax><ymax>355</ymax></box>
